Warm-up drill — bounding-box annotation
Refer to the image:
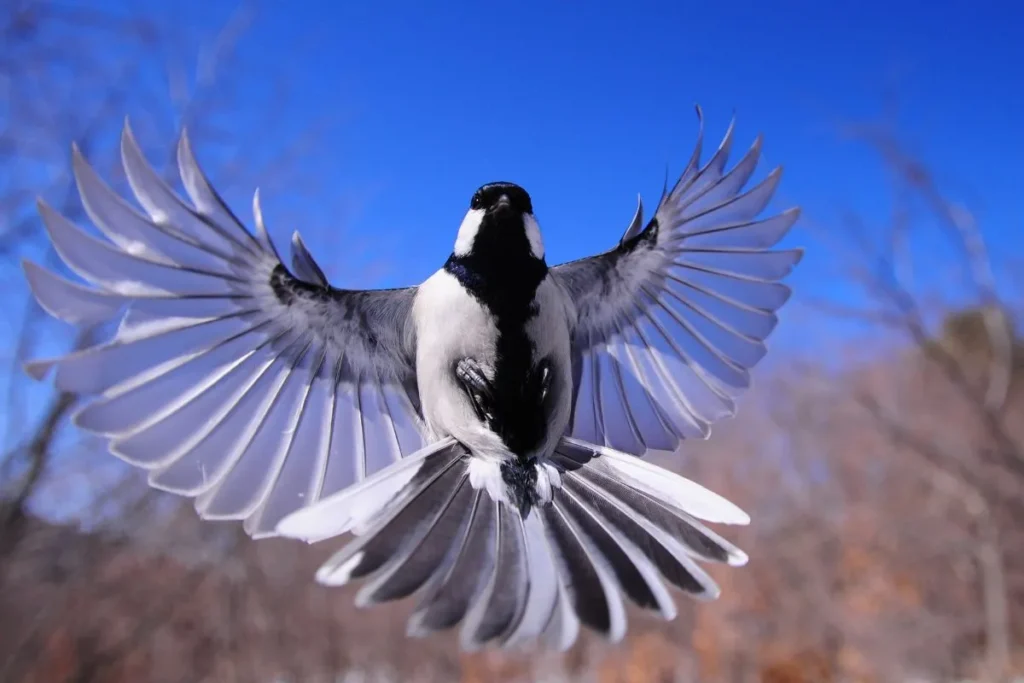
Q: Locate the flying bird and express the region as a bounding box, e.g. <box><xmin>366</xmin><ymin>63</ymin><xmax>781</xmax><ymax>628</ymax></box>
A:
<box><xmin>23</xmin><ymin>107</ymin><xmax>801</xmax><ymax>650</ymax></box>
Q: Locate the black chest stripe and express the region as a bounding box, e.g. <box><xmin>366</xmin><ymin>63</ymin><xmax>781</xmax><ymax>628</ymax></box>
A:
<box><xmin>444</xmin><ymin>240</ymin><xmax>549</xmax><ymax>458</ymax></box>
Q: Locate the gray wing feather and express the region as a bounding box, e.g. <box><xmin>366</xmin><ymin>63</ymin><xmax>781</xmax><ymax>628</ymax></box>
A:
<box><xmin>552</xmin><ymin>106</ymin><xmax>801</xmax><ymax>456</ymax></box>
<box><xmin>23</xmin><ymin>123</ymin><xmax>427</xmax><ymax>537</ymax></box>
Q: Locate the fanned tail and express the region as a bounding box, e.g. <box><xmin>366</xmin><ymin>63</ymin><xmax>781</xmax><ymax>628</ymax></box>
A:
<box><xmin>277</xmin><ymin>436</ymin><xmax>748</xmax><ymax>651</ymax></box>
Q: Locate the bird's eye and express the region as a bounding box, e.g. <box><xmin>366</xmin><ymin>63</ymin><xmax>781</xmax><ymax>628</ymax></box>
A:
<box><xmin>470</xmin><ymin>193</ymin><xmax>483</xmax><ymax>210</ymax></box>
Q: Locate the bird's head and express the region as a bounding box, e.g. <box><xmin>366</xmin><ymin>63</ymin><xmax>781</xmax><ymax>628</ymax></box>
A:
<box><xmin>452</xmin><ymin>182</ymin><xmax>545</xmax><ymax>264</ymax></box>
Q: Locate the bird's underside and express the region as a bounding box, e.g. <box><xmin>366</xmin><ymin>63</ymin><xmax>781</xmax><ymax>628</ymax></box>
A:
<box><xmin>23</xmin><ymin>106</ymin><xmax>801</xmax><ymax>650</ymax></box>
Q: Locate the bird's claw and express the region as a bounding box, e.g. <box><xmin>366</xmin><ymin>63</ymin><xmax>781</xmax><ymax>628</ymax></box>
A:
<box><xmin>455</xmin><ymin>358</ymin><xmax>494</xmax><ymax>423</ymax></box>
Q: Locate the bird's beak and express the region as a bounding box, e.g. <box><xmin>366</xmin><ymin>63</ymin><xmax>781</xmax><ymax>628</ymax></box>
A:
<box><xmin>494</xmin><ymin>194</ymin><xmax>511</xmax><ymax>210</ymax></box>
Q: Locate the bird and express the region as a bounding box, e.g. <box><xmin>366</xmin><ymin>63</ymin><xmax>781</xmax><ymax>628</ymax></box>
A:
<box><xmin>23</xmin><ymin>106</ymin><xmax>801</xmax><ymax>651</ymax></box>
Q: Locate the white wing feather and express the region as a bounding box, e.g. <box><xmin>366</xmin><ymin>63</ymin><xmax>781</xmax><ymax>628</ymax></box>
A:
<box><xmin>24</xmin><ymin>123</ymin><xmax>427</xmax><ymax>537</ymax></box>
<box><xmin>552</xmin><ymin>107</ymin><xmax>801</xmax><ymax>455</ymax></box>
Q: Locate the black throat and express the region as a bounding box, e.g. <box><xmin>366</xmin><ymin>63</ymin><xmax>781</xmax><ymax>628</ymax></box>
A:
<box><xmin>443</xmin><ymin>230</ymin><xmax>547</xmax><ymax>316</ymax></box>
<box><xmin>444</xmin><ymin>213</ymin><xmax>549</xmax><ymax>458</ymax></box>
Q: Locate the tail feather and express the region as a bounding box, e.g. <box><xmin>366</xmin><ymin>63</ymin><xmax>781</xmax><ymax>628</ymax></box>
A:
<box><xmin>576</xmin><ymin>463</ymin><xmax>748</xmax><ymax>566</ymax></box>
<box><xmin>321</xmin><ymin>461</ymin><xmax>466</xmax><ymax>587</ymax></box>
<box><xmin>356</xmin><ymin>470</ymin><xmax>475</xmax><ymax>606</ymax></box>
<box><xmin>556</xmin><ymin>481</ymin><xmax>677</xmax><ymax>620</ymax></box>
<box><xmin>539</xmin><ymin>566</ymin><xmax>580</xmax><ymax>650</ymax></box>
<box><xmin>574</xmin><ymin>437</ymin><xmax>750</xmax><ymax>525</ymax></box>
<box><xmin>407</xmin><ymin>491</ymin><xmax>494</xmax><ymax>635</ymax></box>
<box><xmin>296</xmin><ymin>440</ymin><xmax>467</xmax><ymax>585</ymax></box>
<box><xmin>540</xmin><ymin>502</ymin><xmax>626</xmax><ymax>641</ymax></box>
<box><xmin>460</xmin><ymin>502</ymin><xmax>527</xmax><ymax>648</ymax></box>
<box><xmin>563</xmin><ymin>473</ymin><xmax>719</xmax><ymax>599</ymax></box>
<box><xmin>276</xmin><ymin>435</ymin><xmax>750</xmax><ymax>651</ymax></box>
<box><xmin>277</xmin><ymin>437</ymin><xmax>462</xmax><ymax>544</ymax></box>
<box><xmin>503</xmin><ymin>512</ymin><xmax>560</xmax><ymax>646</ymax></box>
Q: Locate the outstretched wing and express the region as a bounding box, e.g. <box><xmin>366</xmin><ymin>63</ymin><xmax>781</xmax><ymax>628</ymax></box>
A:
<box><xmin>551</xmin><ymin>108</ymin><xmax>802</xmax><ymax>457</ymax></box>
<box><xmin>23</xmin><ymin>123</ymin><xmax>427</xmax><ymax>537</ymax></box>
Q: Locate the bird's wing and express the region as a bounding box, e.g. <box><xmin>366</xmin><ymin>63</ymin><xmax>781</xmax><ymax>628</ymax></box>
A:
<box><xmin>550</xmin><ymin>108</ymin><xmax>801</xmax><ymax>457</ymax></box>
<box><xmin>23</xmin><ymin>123</ymin><xmax>428</xmax><ymax>537</ymax></box>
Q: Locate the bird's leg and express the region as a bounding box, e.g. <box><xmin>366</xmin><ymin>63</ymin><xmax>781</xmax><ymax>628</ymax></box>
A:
<box><xmin>455</xmin><ymin>358</ymin><xmax>494</xmax><ymax>424</ymax></box>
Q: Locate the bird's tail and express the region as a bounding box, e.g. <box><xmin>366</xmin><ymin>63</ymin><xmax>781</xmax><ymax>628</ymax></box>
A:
<box><xmin>276</xmin><ymin>435</ymin><xmax>749</xmax><ymax>651</ymax></box>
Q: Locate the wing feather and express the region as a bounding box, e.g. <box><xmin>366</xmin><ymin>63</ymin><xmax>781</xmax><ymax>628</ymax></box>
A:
<box><xmin>553</xmin><ymin>107</ymin><xmax>801</xmax><ymax>455</ymax></box>
<box><xmin>248</xmin><ymin>353</ymin><xmax>337</xmax><ymax>536</ymax></box>
<box><xmin>24</xmin><ymin>124</ymin><xmax>428</xmax><ymax>536</ymax></box>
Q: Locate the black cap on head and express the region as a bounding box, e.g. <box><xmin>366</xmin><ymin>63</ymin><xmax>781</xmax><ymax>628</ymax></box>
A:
<box><xmin>470</xmin><ymin>182</ymin><xmax>534</xmax><ymax>215</ymax></box>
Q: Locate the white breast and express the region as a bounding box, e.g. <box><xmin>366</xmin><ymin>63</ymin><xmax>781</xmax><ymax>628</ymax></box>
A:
<box><xmin>411</xmin><ymin>269</ymin><xmax>575</xmax><ymax>462</ymax></box>
<box><xmin>411</xmin><ymin>270</ymin><xmax>507</xmax><ymax>458</ymax></box>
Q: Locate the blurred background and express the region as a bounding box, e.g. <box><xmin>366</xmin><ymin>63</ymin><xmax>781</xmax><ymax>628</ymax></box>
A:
<box><xmin>1</xmin><ymin>0</ymin><xmax>1023</xmax><ymax>681</ymax></box>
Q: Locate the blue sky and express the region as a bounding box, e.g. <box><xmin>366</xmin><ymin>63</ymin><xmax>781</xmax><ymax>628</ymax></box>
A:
<box><xmin>17</xmin><ymin>0</ymin><xmax>1024</xmax><ymax>359</ymax></box>
<box><xmin>87</xmin><ymin>0</ymin><xmax>1019</xmax><ymax>312</ymax></box>
<box><xmin>211</xmin><ymin>0</ymin><xmax>1021</xmax><ymax>283</ymax></box>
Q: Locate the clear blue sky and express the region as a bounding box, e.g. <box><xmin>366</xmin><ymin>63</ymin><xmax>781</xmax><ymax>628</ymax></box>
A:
<box><xmin>211</xmin><ymin>0</ymin><xmax>1022</xmax><ymax>280</ymax></box>
<box><xmin>41</xmin><ymin>0</ymin><xmax>1024</xmax><ymax>334</ymax></box>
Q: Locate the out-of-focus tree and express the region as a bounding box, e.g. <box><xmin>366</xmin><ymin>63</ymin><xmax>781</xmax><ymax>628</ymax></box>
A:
<box><xmin>746</xmin><ymin>121</ymin><xmax>1024</xmax><ymax>682</ymax></box>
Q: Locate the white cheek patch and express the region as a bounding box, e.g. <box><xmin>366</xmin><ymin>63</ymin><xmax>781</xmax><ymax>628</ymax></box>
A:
<box><xmin>523</xmin><ymin>214</ymin><xmax>545</xmax><ymax>260</ymax></box>
<box><xmin>453</xmin><ymin>208</ymin><xmax>484</xmax><ymax>256</ymax></box>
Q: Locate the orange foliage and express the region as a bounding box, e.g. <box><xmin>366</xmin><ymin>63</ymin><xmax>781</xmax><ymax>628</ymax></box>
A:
<box><xmin>759</xmin><ymin>645</ymin><xmax>834</xmax><ymax>683</ymax></box>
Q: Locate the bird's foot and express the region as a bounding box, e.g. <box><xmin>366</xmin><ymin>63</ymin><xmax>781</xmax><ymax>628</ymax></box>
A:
<box><xmin>455</xmin><ymin>358</ymin><xmax>494</xmax><ymax>424</ymax></box>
